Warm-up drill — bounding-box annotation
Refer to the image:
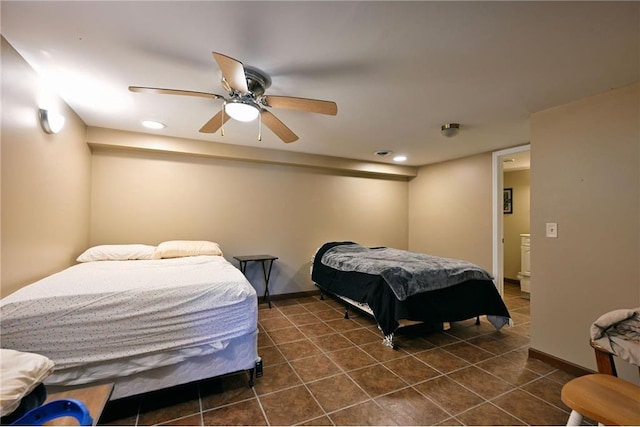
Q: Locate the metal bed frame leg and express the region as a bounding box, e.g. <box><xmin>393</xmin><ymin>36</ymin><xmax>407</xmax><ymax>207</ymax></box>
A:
<box><xmin>248</xmin><ymin>357</ymin><xmax>263</xmax><ymax>388</ymax></box>
<box><xmin>248</xmin><ymin>368</ymin><xmax>255</xmax><ymax>387</ymax></box>
<box><xmin>344</xmin><ymin>305</ymin><xmax>350</xmax><ymax>319</ymax></box>
<box><xmin>475</xmin><ymin>316</ymin><xmax>480</xmax><ymax>325</ymax></box>
<box><xmin>377</xmin><ymin>325</ymin><xmax>397</xmax><ymax>349</ymax></box>
<box><xmin>382</xmin><ymin>333</ymin><xmax>396</xmax><ymax>349</ymax></box>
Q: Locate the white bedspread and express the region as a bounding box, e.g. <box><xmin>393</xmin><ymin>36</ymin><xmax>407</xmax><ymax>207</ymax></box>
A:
<box><xmin>0</xmin><ymin>256</ymin><xmax>257</xmax><ymax>377</ymax></box>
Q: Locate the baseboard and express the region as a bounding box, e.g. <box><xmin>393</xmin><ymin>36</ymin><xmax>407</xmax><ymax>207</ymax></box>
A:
<box><xmin>528</xmin><ymin>348</ymin><xmax>594</xmax><ymax>377</ymax></box>
<box><xmin>269</xmin><ymin>289</ymin><xmax>321</xmax><ymax>301</ymax></box>
<box><xmin>504</xmin><ymin>278</ymin><xmax>520</xmax><ymax>285</ymax></box>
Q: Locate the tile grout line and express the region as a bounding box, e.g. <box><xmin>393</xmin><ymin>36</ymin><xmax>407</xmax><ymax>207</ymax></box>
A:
<box><xmin>286</xmin><ymin>321</ymin><xmax>454</xmax><ymax>426</ymax></box>
<box><xmin>268</xmin><ymin>298</ymin><xmax>429</xmax><ymax>425</ymax></box>
<box><xmin>261</xmin><ymin>302</ymin><xmax>345</xmax><ymax>425</ymax></box>
<box><xmin>270</xmin><ymin>297</ymin><xmax>478</xmax><ymax>425</ymax></box>
<box><xmin>252</xmin><ymin>384</ymin><xmax>271</xmax><ymax>427</ymax></box>
<box><xmin>289</xmin><ymin>299</ymin><xmax>403</xmax><ymax>425</ymax></box>
<box><xmin>257</xmin><ymin>291</ymin><xmax>546</xmax><ymax>426</ymax></box>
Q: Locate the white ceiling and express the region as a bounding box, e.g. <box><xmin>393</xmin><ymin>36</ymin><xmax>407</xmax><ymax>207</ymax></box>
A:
<box><xmin>2</xmin><ymin>1</ymin><xmax>638</xmax><ymax>166</ymax></box>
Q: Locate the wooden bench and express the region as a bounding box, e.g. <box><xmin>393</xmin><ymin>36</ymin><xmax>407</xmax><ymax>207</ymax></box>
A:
<box><xmin>561</xmin><ymin>373</ymin><xmax>640</xmax><ymax>426</ymax></box>
<box><xmin>44</xmin><ymin>383</ymin><xmax>114</xmax><ymax>426</ymax></box>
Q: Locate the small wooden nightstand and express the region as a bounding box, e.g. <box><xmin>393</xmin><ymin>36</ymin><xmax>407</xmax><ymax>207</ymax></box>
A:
<box><xmin>234</xmin><ymin>255</ymin><xmax>278</xmax><ymax>308</ymax></box>
<box><xmin>44</xmin><ymin>383</ymin><xmax>114</xmax><ymax>426</ymax></box>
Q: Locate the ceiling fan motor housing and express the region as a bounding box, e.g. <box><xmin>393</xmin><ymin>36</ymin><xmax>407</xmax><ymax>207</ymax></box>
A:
<box><xmin>243</xmin><ymin>66</ymin><xmax>271</xmax><ymax>97</ymax></box>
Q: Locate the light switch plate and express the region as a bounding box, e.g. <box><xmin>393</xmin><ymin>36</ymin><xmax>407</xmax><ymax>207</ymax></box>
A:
<box><xmin>546</xmin><ymin>222</ymin><xmax>558</xmax><ymax>238</ymax></box>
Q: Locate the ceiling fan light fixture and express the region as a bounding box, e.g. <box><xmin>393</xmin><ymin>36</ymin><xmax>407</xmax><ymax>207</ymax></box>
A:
<box><xmin>225</xmin><ymin>100</ymin><xmax>260</xmax><ymax>122</ymax></box>
<box><xmin>441</xmin><ymin>123</ymin><xmax>460</xmax><ymax>138</ymax></box>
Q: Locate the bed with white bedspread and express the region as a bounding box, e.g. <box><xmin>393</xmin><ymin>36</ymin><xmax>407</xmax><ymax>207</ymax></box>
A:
<box><xmin>0</xmin><ymin>241</ymin><xmax>260</xmax><ymax>400</ymax></box>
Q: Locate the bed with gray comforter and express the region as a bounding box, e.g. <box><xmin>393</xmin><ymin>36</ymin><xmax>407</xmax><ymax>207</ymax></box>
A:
<box><xmin>312</xmin><ymin>241</ymin><xmax>511</xmax><ymax>339</ymax></box>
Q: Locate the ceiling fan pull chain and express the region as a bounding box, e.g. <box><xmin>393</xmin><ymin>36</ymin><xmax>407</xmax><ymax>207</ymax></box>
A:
<box><xmin>257</xmin><ymin>111</ymin><xmax>262</xmax><ymax>141</ymax></box>
<box><xmin>221</xmin><ymin>105</ymin><xmax>225</xmax><ymax>137</ymax></box>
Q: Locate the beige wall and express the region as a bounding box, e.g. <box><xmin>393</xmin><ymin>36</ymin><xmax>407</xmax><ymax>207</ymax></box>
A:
<box><xmin>408</xmin><ymin>152</ymin><xmax>493</xmax><ymax>271</ymax></box>
<box><xmin>89</xmin><ymin>142</ymin><xmax>409</xmax><ymax>296</ymax></box>
<box><xmin>1</xmin><ymin>37</ymin><xmax>91</xmax><ymax>297</ymax></box>
<box><xmin>530</xmin><ymin>83</ymin><xmax>640</xmax><ymax>378</ymax></box>
<box><xmin>504</xmin><ymin>169</ymin><xmax>531</xmax><ymax>280</ymax></box>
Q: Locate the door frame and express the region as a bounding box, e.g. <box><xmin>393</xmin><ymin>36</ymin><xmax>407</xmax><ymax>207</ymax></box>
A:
<box><xmin>492</xmin><ymin>144</ymin><xmax>530</xmax><ymax>296</ymax></box>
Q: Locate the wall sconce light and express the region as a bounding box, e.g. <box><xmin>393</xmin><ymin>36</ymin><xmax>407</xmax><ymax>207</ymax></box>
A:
<box><xmin>441</xmin><ymin>123</ymin><xmax>460</xmax><ymax>138</ymax></box>
<box><xmin>39</xmin><ymin>109</ymin><xmax>65</xmax><ymax>134</ymax></box>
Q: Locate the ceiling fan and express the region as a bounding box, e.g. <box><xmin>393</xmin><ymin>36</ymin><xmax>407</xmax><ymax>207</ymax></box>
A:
<box><xmin>129</xmin><ymin>52</ymin><xmax>338</xmax><ymax>143</ymax></box>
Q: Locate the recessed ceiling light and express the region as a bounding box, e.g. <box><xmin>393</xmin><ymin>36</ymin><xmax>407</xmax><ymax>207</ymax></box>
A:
<box><xmin>393</xmin><ymin>155</ymin><xmax>407</xmax><ymax>162</ymax></box>
<box><xmin>374</xmin><ymin>150</ymin><xmax>393</xmax><ymax>157</ymax></box>
<box><xmin>142</xmin><ymin>120</ymin><xmax>166</xmax><ymax>130</ymax></box>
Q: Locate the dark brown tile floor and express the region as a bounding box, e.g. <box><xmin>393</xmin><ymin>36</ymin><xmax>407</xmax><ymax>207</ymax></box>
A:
<box><xmin>99</xmin><ymin>284</ymin><xmax>578</xmax><ymax>426</ymax></box>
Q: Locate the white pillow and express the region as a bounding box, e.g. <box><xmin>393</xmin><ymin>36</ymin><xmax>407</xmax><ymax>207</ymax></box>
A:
<box><xmin>152</xmin><ymin>240</ymin><xmax>223</xmax><ymax>259</ymax></box>
<box><xmin>0</xmin><ymin>349</ymin><xmax>55</xmax><ymax>417</ymax></box>
<box><xmin>76</xmin><ymin>244</ymin><xmax>156</xmax><ymax>262</ymax></box>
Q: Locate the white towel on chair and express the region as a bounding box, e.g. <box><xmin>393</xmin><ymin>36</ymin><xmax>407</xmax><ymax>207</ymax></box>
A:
<box><xmin>590</xmin><ymin>307</ymin><xmax>640</xmax><ymax>367</ymax></box>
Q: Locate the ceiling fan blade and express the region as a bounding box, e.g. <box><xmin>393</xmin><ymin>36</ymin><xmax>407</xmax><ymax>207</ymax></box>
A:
<box><xmin>129</xmin><ymin>86</ymin><xmax>224</xmax><ymax>99</ymax></box>
<box><xmin>260</xmin><ymin>110</ymin><xmax>298</xmax><ymax>143</ymax></box>
<box><xmin>262</xmin><ymin>95</ymin><xmax>338</xmax><ymax>116</ymax></box>
<box><xmin>212</xmin><ymin>52</ymin><xmax>249</xmax><ymax>94</ymax></box>
<box><xmin>199</xmin><ymin>109</ymin><xmax>231</xmax><ymax>133</ymax></box>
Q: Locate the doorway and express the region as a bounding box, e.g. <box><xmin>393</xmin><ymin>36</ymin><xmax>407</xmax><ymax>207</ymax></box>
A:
<box><xmin>491</xmin><ymin>144</ymin><xmax>530</xmax><ymax>297</ymax></box>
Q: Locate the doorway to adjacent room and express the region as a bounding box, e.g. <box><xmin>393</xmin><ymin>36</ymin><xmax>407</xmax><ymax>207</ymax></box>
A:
<box><xmin>491</xmin><ymin>144</ymin><xmax>530</xmax><ymax>298</ymax></box>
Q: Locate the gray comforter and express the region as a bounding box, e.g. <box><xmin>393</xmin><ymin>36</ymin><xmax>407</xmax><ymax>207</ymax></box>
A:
<box><xmin>321</xmin><ymin>244</ymin><xmax>494</xmax><ymax>301</ymax></box>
